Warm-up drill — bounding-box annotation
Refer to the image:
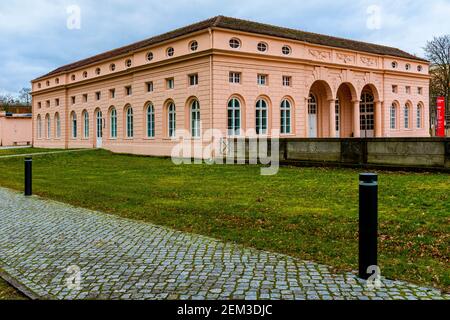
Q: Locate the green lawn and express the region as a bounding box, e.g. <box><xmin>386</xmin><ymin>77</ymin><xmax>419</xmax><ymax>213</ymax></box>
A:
<box><xmin>0</xmin><ymin>277</ymin><xmax>25</xmax><ymax>300</ymax></box>
<box><xmin>0</xmin><ymin>147</ymin><xmax>59</xmax><ymax>157</ymax></box>
<box><xmin>0</xmin><ymin>149</ymin><xmax>448</xmax><ymax>291</ymax></box>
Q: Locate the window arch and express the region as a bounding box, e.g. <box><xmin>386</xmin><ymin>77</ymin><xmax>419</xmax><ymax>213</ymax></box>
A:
<box><xmin>110</xmin><ymin>107</ymin><xmax>117</xmax><ymax>138</ymax></box>
<box><xmin>190</xmin><ymin>100</ymin><xmax>201</xmax><ymax>138</ymax></box>
<box><xmin>44</xmin><ymin>114</ymin><xmax>50</xmax><ymax>139</ymax></box>
<box><xmin>416</xmin><ymin>103</ymin><xmax>423</xmax><ymax>128</ymax></box>
<box><xmin>404</xmin><ymin>103</ymin><xmax>410</xmax><ymax>129</ymax></box>
<box><xmin>71</xmin><ymin>112</ymin><xmax>77</xmax><ymax>138</ymax></box>
<box><xmin>227</xmin><ymin>98</ymin><xmax>241</xmax><ymax>136</ymax></box>
<box><xmin>55</xmin><ymin>113</ymin><xmax>61</xmax><ymax>138</ymax></box>
<box><xmin>83</xmin><ymin>110</ymin><xmax>89</xmax><ymax>138</ymax></box>
<box><xmin>167</xmin><ymin>102</ymin><xmax>176</xmax><ymax>138</ymax></box>
<box><xmin>280</xmin><ymin>99</ymin><xmax>291</xmax><ymax>134</ymax></box>
<box><xmin>36</xmin><ymin>115</ymin><xmax>42</xmax><ymax>138</ymax></box>
<box><xmin>146</xmin><ymin>103</ymin><xmax>155</xmax><ymax>138</ymax></box>
<box><xmin>255</xmin><ymin>99</ymin><xmax>268</xmax><ymax>135</ymax></box>
<box><xmin>390</xmin><ymin>103</ymin><xmax>397</xmax><ymax>129</ymax></box>
<box><xmin>126</xmin><ymin>106</ymin><xmax>134</xmax><ymax>138</ymax></box>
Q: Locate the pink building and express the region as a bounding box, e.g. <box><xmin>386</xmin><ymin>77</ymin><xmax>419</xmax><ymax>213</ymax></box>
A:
<box><xmin>31</xmin><ymin>16</ymin><xmax>430</xmax><ymax>156</ymax></box>
<box><xmin>0</xmin><ymin>111</ymin><xmax>32</xmax><ymax>147</ymax></box>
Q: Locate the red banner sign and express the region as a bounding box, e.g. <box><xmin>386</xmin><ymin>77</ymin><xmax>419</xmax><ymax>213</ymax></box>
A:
<box><xmin>436</xmin><ymin>97</ymin><xmax>446</xmax><ymax>137</ymax></box>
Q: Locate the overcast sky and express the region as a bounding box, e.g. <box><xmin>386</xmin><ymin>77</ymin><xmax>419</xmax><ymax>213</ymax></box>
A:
<box><xmin>1</xmin><ymin>0</ymin><xmax>449</xmax><ymax>96</ymax></box>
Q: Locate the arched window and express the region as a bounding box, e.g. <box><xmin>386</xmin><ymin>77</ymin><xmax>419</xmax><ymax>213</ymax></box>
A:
<box><xmin>110</xmin><ymin>108</ymin><xmax>117</xmax><ymax>138</ymax></box>
<box><xmin>55</xmin><ymin>113</ymin><xmax>61</xmax><ymax>138</ymax></box>
<box><xmin>190</xmin><ymin>100</ymin><xmax>200</xmax><ymax>137</ymax></box>
<box><xmin>83</xmin><ymin>111</ymin><xmax>89</xmax><ymax>138</ymax></box>
<box><xmin>126</xmin><ymin>107</ymin><xmax>134</xmax><ymax>138</ymax></box>
<box><xmin>71</xmin><ymin>112</ymin><xmax>77</xmax><ymax>138</ymax></box>
<box><xmin>360</xmin><ymin>92</ymin><xmax>375</xmax><ymax>134</ymax></box>
<box><xmin>36</xmin><ymin>115</ymin><xmax>42</xmax><ymax>139</ymax></box>
<box><xmin>255</xmin><ymin>99</ymin><xmax>268</xmax><ymax>135</ymax></box>
<box><xmin>55</xmin><ymin>113</ymin><xmax>60</xmax><ymax>138</ymax></box>
<box><xmin>280</xmin><ymin>99</ymin><xmax>291</xmax><ymax>134</ymax></box>
<box><xmin>308</xmin><ymin>94</ymin><xmax>317</xmax><ymax>114</ymax></box>
<box><xmin>404</xmin><ymin>104</ymin><xmax>410</xmax><ymax>129</ymax></box>
<box><xmin>146</xmin><ymin>103</ymin><xmax>155</xmax><ymax>138</ymax></box>
<box><xmin>416</xmin><ymin>104</ymin><xmax>423</xmax><ymax>128</ymax></box>
<box><xmin>45</xmin><ymin>114</ymin><xmax>51</xmax><ymax>139</ymax></box>
<box><xmin>390</xmin><ymin>103</ymin><xmax>397</xmax><ymax>129</ymax></box>
<box><xmin>227</xmin><ymin>98</ymin><xmax>241</xmax><ymax>136</ymax></box>
<box><xmin>167</xmin><ymin>102</ymin><xmax>176</xmax><ymax>138</ymax></box>
<box><xmin>96</xmin><ymin>110</ymin><xmax>103</xmax><ymax>139</ymax></box>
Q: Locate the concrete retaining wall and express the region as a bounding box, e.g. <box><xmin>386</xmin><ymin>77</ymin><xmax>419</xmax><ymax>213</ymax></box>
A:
<box><xmin>229</xmin><ymin>138</ymin><xmax>450</xmax><ymax>170</ymax></box>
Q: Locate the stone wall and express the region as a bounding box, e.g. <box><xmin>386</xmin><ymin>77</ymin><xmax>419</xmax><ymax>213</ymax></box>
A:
<box><xmin>229</xmin><ymin>138</ymin><xmax>450</xmax><ymax>170</ymax></box>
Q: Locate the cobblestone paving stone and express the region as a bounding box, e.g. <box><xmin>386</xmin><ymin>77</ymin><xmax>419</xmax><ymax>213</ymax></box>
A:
<box><xmin>0</xmin><ymin>188</ymin><xmax>448</xmax><ymax>300</ymax></box>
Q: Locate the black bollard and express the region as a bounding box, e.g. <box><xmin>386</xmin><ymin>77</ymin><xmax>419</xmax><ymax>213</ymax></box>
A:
<box><xmin>359</xmin><ymin>173</ymin><xmax>378</xmax><ymax>280</ymax></box>
<box><xmin>24</xmin><ymin>157</ymin><xmax>32</xmax><ymax>196</ymax></box>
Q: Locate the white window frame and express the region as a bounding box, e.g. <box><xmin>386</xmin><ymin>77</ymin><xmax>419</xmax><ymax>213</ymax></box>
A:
<box><xmin>126</xmin><ymin>107</ymin><xmax>134</xmax><ymax>138</ymax></box>
<box><xmin>55</xmin><ymin>113</ymin><xmax>61</xmax><ymax>138</ymax></box>
<box><xmin>190</xmin><ymin>100</ymin><xmax>201</xmax><ymax>138</ymax></box>
<box><xmin>282</xmin><ymin>76</ymin><xmax>292</xmax><ymax>87</ymax></box>
<box><xmin>416</xmin><ymin>104</ymin><xmax>422</xmax><ymax>129</ymax></box>
<box><xmin>229</xmin><ymin>72</ymin><xmax>241</xmax><ymax>84</ymax></box>
<box><xmin>146</xmin><ymin>104</ymin><xmax>155</xmax><ymax>138</ymax></box>
<box><xmin>110</xmin><ymin>108</ymin><xmax>117</xmax><ymax>138</ymax></box>
<box><xmin>71</xmin><ymin>112</ymin><xmax>77</xmax><ymax>139</ymax></box>
<box><xmin>46</xmin><ymin>114</ymin><xmax>51</xmax><ymax>139</ymax></box>
<box><xmin>189</xmin><ymin>74</ymin><xmax>199</xmax><ymax>86</ymax></box>
<box><xmin>227</xmin><ymin>98</ymin><xmax>241</xmax><ymax>136</ymax></box>
<box><xmin>255</xmin><ymin>99</ymin><xmax>268</xmax><ymax>135</ymax></box>
<box><xmin>390</xmin><ymin>104</ymin><xmax>397</xmax><ymax>129</ymax></box>
<box><xmin>280</xmin><ymin>99</ymin><xmax>291</xmax><ymax>134</ymax></box>
<box><xmin>83</xmin><ymin>111</ymin><xmax>89</xmax><ymax>138</ymax></box>
<box><xmin>404</xmin><ymin>104</ymin><xmax>410</xmax><ymax>129</ymax></box>
<box><xmin>257</xmin><ymin>74</ymin><xmax>267</xmax><ymax>86</ymax></box>
<box><xmin>168</xmin><ymin>103</ymin><xmax>176</xmax><ymax>138</ymax></box>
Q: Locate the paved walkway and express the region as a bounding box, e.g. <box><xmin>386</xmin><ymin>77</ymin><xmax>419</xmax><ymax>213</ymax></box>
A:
<box><xmin>0</xmin><ymin>187</ymin><xmax>448</xmax><ymax>300</ymax></box>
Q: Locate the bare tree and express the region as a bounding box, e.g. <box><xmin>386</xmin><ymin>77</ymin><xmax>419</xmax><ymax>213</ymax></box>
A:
<box><xmin>19</xmin><ymin>88</ymin><xmax>32</xmax><ymax>106</ymax></box>
<box><xmin>424</xmin><ymin>35</ymin><xmax>450</xmax><ymax>127</ymax></box>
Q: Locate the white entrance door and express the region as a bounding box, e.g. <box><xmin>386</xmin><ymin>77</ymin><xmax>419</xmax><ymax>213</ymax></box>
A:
<box><xmin>96</xmin><ymin>111</ymin><xmax>103</xmax><ymax>148</ymax></box>
<box><xmin>308</xmin><ymin>94</ymin><xmax>318</xmax><ymax>138</ymax></box>
<box><xmin>360</xmin><ymin>93</ymin><xmax>374</xmax><ymax>138</ymax></box>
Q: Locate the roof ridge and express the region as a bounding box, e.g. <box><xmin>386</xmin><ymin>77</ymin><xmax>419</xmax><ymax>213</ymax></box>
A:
<box><xmin>33</xmin><ymin>15</ymin><xmax>427</xmax><ymax>81</ymax></box>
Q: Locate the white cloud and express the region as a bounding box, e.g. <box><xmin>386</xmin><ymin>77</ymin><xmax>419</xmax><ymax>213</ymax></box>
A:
<box><xmin>0</xmin><ymin>0</ymin><xmax>448</xmax><ymax>95</ymax></box>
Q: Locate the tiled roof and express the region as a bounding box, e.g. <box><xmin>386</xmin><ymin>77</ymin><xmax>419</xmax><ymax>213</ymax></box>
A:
<box><xmin>34</xmin><ymin>15</ymin><xmax>427</xmax><ymax>80</ymax></box>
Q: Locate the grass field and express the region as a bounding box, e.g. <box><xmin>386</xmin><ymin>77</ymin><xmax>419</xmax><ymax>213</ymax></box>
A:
<box><xmin>0</xmin><ymin>277</ymin><xmax>25</xmax><ymax>300</ymax></box>
<box><xmin>0</xmin><ymin>147</ymin><xmax>61</xmax><ymax>157</ymax></box>
<box><xmin>0</xmin><ymin>148</ymin><xmax>448</xmax><ymax>292</ymax></box>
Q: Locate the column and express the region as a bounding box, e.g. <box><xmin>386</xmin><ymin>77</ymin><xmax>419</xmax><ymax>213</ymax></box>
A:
<box><xmin>329</xmin><ymin>99</ymin><xmax>336</xmax><ymax>138</ymax></box>
<box><xmin>353</xmin><ymin>100</ymin><xmax>361</xmax><ymax>138</ymax></box>
<box><xmin>375</xmin><ymin>101</ymin><xmax>382</xmax><ymax>137</ymax></box>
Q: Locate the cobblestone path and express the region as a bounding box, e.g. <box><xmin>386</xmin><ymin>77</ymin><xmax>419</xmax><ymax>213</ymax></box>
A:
<box><xmin>0</xmin><ymin>188</ymin><xmax>448</xmax><ymax>300</ymax></box>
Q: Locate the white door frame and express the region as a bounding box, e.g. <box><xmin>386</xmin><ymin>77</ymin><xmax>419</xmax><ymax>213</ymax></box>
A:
<box><xmin>96</xmin><ymin>111</ymin><xmax>103</xmax><ymax>148</ymax></box>
<box><xmin>308</xmin><ymin>94</ymin><xmax>318</xmax><ymax>138</ymax></box>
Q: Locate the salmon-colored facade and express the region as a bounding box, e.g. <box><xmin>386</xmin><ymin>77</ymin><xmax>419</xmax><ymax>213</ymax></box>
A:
<box><xmin>0</xmin><ymin>112</ymin><xmax>32</xmax><ymax>147</ymax></box>
<box><xmin>31</xmin><ymin>16</ymin><xmax>430</xmax><ymax>156</ymax></box>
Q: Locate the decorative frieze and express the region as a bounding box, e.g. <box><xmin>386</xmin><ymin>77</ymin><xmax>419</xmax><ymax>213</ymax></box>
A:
<box><xmin>336</xmin><ymin>53</ymin><xmax>355</xmax><ymax>64</ymax></box>
<box><xmin>360</xmin><ymin>56</ymin><xmax>377</xmax><ymax>67</ymax></box>
<box><xmin>309</xmin><ymin>49</ymin><xmax>331</xmax><ymax>61</ymax></box>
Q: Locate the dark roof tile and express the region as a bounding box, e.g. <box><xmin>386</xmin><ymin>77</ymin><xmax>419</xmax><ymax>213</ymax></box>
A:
<box><xmin>34</xmin><ymin>15</ymin><xmax>427</xmax><ymax>81</ymax></box>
